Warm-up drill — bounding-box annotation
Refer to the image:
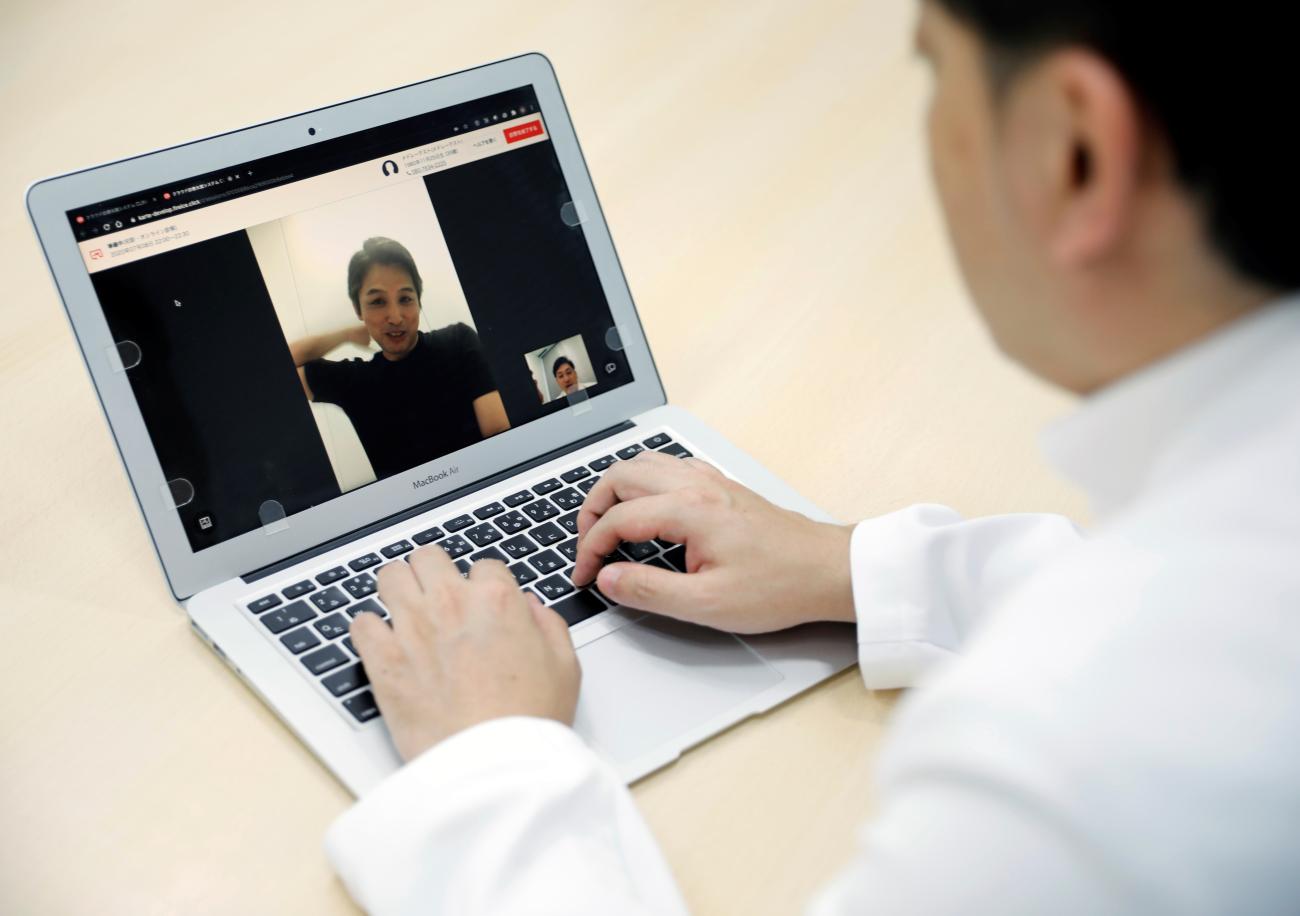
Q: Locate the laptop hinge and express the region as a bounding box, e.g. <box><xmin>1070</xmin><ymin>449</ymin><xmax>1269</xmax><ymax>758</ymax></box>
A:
<box><xmin>241</xmin><ymin>420</ymin><xmax>636</xmax><ymax>584</ymax></box>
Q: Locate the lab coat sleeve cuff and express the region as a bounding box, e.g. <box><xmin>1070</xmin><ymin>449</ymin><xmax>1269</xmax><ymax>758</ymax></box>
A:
<box><xmin>849</xmin><ymin>504</ymin><xmax>965</xmax><ymax>689</ymax></box>
<box><xmin>324</xmin><ymin>715</ymin><xmax>688</xmax><ymax>916</ymax></box>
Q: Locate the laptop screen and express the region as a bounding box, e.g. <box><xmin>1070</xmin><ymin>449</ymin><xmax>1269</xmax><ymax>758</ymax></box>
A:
<box><xmin>65</xmin><ymin>85</ymin><xmax>634</xmax><ymax>552</ymax></box>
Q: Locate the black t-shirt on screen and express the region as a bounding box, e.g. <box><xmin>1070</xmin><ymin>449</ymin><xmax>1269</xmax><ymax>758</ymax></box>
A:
<box><xmin>303</xmin><ymin>323</ymin><xmax>498</xmax><ymax>481</ymax></box>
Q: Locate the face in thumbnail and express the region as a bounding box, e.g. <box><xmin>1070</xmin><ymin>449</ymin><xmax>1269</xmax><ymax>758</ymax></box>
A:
<box><xmin>553</xmin><ymin>356</ymin><xmax>580</xmax><ymax>395</ymax></box>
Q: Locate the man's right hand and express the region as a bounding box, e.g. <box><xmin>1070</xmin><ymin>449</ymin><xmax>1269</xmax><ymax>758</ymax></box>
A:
<box><xmin>572</xmin><ymin>451</ymin><xmax>856</xmax><ymax>634</ymax></box>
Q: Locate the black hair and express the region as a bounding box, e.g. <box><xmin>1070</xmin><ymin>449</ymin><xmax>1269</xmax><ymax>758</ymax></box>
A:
<box><xmin>935</xmin><ymin>0</ymin><xmax>1298</xmax><ymax>293</ymax></box>
<box><xmin>347</xmin><ymin>237</ymin><xmax>424</xmax><ymax>313</ymax></box>
<box><xmin>552</xmin><ymin>356</ymin><xmax>576</xmax><ymax>377</ymax></box>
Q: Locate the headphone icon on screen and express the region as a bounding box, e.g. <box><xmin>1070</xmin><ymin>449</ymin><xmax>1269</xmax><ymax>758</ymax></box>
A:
<box><xmin>381</xmin><ymin>159</ymin><xmax>399</xmax><ymax>177</ymax></box>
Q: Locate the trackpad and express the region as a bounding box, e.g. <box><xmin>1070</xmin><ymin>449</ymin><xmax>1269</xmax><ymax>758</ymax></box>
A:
<box><xmin>573</xmin><ymin>615</ymin><xmax>784</xmax><ymax>764</ymax></box>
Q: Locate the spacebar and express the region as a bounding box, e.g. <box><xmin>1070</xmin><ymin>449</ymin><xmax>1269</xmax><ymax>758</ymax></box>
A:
<box><xmin>551</xmin><ymin>589</ymin><xmax>607</xmax><ymax>626</ymax></box>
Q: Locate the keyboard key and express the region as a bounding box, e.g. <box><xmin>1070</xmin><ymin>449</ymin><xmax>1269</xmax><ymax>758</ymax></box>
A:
<box><xmin>645</xmin><ymin>557</ymin><xmax>674</xmax><ymax>571</ymax></box>
<box><xmin>343</xmin><ymin>690</ymin><xmax>381</xmax><ymax>723</ymax></box>
<box><xmin>552</xmin><ymin>589</ymin><xmax>607</xmax><ymax>626</ymax></box>
<box><xmin>309</xmin><ymin>586</ymin><xmax>350</xmax><ymax>613</ymax></box>
<box><xmin>535</xmin><ymin>574</ymin><xmax>575</xmax><ymax>602</ymax></box>
<box><xmin>315</xmin><ymin>566</ymin><xmax>348</xmax><ymax>585</ymax></box>
<box><xmin>659</xmin><ymin>443</ymin><xmax>693</xmax><ymax>458</ymax></box>
<box><xmin>619</xmin><ymin>541</ymin><xmax>658</xmax><ymax>562</ymax></box>
<box><xmin>557</xmin><ymin>540</ymin><xmax>579</xmax><ymax>563</ymax></box>
<box><xmin>663</xmin><ymin>545</ymin><xmax>687</xmax><ymax>572</ymax></box>
<box><xmin>560</xmin><ymin>466</ymin><xmax>591</xmax><ymax>483</ymax></box>
<box><xmin>470</xmin><ymin>546</ymin><xmax>508</xmax><ymax>565</ymax></box>
<box><xmin>247</xmin><ymin>594</ymin><xmax>281</xmax><ymax>614</ymax></box>
<box><xmin>313</xmin><ymin>612</ymin><xmax>351</xmax><ymax>640</ymax></box>
<box><xmin>302</xmin><ymin>644</ymin><xmax>349</xmax><ymax>676</ymax></box>
<box><xmin>528</xmin><ymin>522</ymin><xmax>566</xmax><ymax>546</ymax></box>
<box><xmin>503</xmin><ymin>490</ymin><xmax>534</xmax><ymax>507</ymax></box>
<box><xmin>346</xmin><ymin>597</ymin><xmax>386</xmax><ymax>619</ymax></box>
<box><xmin>473</xmin><ymin>502</ymin><xmax>505</xmax><ymax>520</ymax></box>
<box><xmin>588</xmin><ymin>454</ymin><xmax>617</xmax><ymax>472</ymax></box>
<box><xmin>578</xmin><ymin>477</ymin><xmax>600</xmax><ymax>494</ymax></box>
<box><xmin>550</xmin><ymin>488</ymin><xmax>584</xmax><ymax>511</ymax></box>
<box><xmin>341</xmin><ymin>573</ymin><xmax>377</xmax><ymax>599</ymax></box>
<box><xmin>380</xmin><ymin>540</ymin><xmax>413</xmax><ymax>559</ymax></box>
<box><xmin>495</xmin><ymin>510</ymin><xmax>531</xmax><ymax>534</ymax></box>
<box><xmin>528</xmin><ymin>549</ymin><xmax>565</xmax><ymax>574</ymax></box>
<box><xmin>654</xmin><ymin>538</ymin><xmax>676</xmax><ymax>549</ymax></box>
<box><xmin>412</xmin><ymin>526</ymin><xmax>444</xmax><ymax>545</ymax></box>
<box><xmin>557</xmin><ymin>510</ymin><xmax>580</xmax><ymax>537</ymax></box>
<box><xmin>439</xmin><ymin>535</ymin><xmax>473</xmax><ymax>558</ymax></box>
<box><xmin>464</xmin><ymin>523</ymin><xmax>503</xmax><ymax>548</ymax></box>
<box><xmin>455</xmin><ymin>559</ymin><xmax>471</xmax><ymax>577</ymax></box>
<box><xmin>508</xmin><ymin>562</ymin><xmax>538</xmax><ymax>586</ymax></box>
<box><xmin>533</xmin><ymin>478</ymin><xmax>563</xmax><ymax>495</ymax></box>
<box><xmin>343</xmin><ymin>636</ymin><xmax>358</xmax><ymax>656</ymax></box>
<box><xmin>282</xmin><ymin>580</ymin><xmax>315</xmax><ymax>599</ymax></box>
<box><xmin>643</xmin><ymin>432</ymin><xmax>673</xmax><ymax>449</ymax></box>
<box><xmin>522</xmin><ymin>499</ymin><xmax>560</xmax><ymax>523</ymax></box>
<box><xmin>616</xmin><ymin>444</ymin><xmax>644</xmax><ymax>460</ymax></box>
<box><xmin>261</xmin><ymin>601</ymin><xmax>316</xmax><ymax>635</ymax></box>
<box><xmin>445</xmin><ymin>514</ymin><xmax>475</xmax><ymax>532</ymax></box>
<box><xmin>349</xmin><ymin>553</ymin><xmax>382</xmax><ymax>572</ymax></box>
<box><xmin>500</xmin><ymin>533</ymin><xmax>538</xmax><ymax>560</ymax></box>
<box><xmin>280</xmin><ymin>626</ymin><xmax>321</xmax><ymax>655</ymax></box>
<box><xmin>323</xmin><ymin>663</ymin><xmax>369</xmax><ymax>697</ymax></box>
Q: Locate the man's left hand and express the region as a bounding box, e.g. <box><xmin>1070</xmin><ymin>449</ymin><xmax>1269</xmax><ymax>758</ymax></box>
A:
<box><xmin>350</xmin><ymin>546</ymin><xmax>581</xmax><ymax>762</ymax></box>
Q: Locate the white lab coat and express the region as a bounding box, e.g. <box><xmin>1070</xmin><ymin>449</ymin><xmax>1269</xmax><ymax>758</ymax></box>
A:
<box><xmin>327</xmin><ymin>298</ymin><xmax>1300</xmax><ymax>914</ymax></box>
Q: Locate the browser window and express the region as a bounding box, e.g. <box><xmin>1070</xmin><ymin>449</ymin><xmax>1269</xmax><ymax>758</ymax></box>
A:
<box><xmin>67</xmin><ymin>85</ymin><xmax>633</xmax><ymax>551</ymax></box>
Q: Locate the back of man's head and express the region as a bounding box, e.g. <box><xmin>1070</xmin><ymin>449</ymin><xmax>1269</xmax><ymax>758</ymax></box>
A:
<box><xmin>935</xmin><ymin>0</ymin><xmax>1297</xmax><ymax>294</ymax></box>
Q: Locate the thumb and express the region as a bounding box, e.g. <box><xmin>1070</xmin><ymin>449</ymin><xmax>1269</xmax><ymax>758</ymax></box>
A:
<box><xmin>596</xmin><ymin>561</ymin><xmax>710</xmax><ymax>619</ymax></box>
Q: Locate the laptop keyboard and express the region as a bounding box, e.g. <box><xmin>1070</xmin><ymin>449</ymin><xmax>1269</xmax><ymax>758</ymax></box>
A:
<box><xmin>238</xmin><ymin>429</ymin><xmax>696</xmax><ymax>727</ymax></box>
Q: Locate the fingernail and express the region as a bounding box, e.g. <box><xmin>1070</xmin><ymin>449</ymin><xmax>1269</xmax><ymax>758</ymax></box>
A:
<box><xmin>600</xmin><ymin>565</ymin><xmax>622</xmax><ymax>591</ymax></box>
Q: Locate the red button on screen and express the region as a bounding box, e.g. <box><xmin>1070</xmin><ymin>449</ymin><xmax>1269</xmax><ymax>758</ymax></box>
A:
<box><xmin>503</xmin><ymin>120</ymin><xmax>543</xmax><ymax>144</ymax></box>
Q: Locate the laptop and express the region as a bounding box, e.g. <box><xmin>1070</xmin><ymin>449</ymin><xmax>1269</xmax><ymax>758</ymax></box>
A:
<box><xmin>26</xmin><ymin>53</ymin><xmax>857</xmax><ymax>796</ymax></box>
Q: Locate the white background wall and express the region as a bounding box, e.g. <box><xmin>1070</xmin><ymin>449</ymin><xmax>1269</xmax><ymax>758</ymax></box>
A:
<box><xmin>524</xmin><ymin>332</ymin><xmax>599</xmax><ymax>403</ymax></box>
<box><xmin>248</xmin><ymin>178</ymin><xmax>474</xmax><ymax>492</ymax></box>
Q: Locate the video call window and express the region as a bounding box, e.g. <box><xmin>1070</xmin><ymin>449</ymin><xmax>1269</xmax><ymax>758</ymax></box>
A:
<box><xmin>76</xmin><ymin>85</ymin><xmax>637</xmax><ymax>550</ymax></box>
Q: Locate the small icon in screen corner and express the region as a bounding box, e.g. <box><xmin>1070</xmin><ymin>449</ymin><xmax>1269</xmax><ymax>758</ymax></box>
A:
<box><xmin>381</xmin><ymin>159</ymin><xmax>399</xmax><ymax>177</ymax></box>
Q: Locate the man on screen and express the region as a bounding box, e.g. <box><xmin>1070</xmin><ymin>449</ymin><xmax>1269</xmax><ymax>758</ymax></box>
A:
<box><xmin>289</xmin><ymin>236</ymin><xmax>510</xmax><ymax>481</ymax></box>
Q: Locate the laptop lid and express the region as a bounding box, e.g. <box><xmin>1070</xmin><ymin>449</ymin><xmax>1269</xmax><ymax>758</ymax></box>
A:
<box><xmin>27</xmin><ymin>53</ymin><xmax>666</xmax><ymax>601</ymax></box>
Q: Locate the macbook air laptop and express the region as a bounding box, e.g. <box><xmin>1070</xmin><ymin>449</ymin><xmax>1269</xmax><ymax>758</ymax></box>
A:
<box><xmin>26</xmin><ymin>53</ymin><xmax>857</xmax><ymax>795</ymax></box>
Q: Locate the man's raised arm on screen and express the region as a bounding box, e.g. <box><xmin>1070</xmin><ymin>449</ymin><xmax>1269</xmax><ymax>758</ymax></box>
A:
<box><xmin>288</xmin><ymin>325</ymin><xmax>371</xmax><ymax>401</ymax></box>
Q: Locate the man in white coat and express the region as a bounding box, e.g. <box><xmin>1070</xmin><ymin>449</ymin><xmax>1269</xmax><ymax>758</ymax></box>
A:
<box><xmin>330</xmin><ymin>0</ymin><xmax>1300</xmax><ymax>912</ymax></box>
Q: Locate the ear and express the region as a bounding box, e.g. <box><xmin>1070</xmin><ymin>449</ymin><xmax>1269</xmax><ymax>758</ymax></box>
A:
<box><xmin>1004</xmin><ymin>48</ymin><xmax>1141</xmax><ymax>269</ymax></box>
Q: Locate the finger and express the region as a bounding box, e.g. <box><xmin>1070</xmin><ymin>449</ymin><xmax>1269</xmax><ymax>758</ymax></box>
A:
<box><xmin>406</xmin><ymin>543</ymin><xmax>465</xmax><ymax>594</ymax></box>
<box><xmin>349</xmin><ymin>608</ymin><xmax>402</xmax><ymax>674</ymax></box>
<box><xmin>466</xmin><ymin>557</ymin><xmax>516</xmax><ymax>589</ymax></box>
<box><xmin>573</xmin><ymin>492</ymin><xmax>704</xmax><ymax>586</ymax></box>
<box><xmin>596</xmin><ymin>560</ymin><xmax>712</xmax><ymax>619</ymax></box>
<box><xmin>681</xmin><ymin>457</ymin><xmax>725</xmax><ymax>478</ymax></box>
<box><xmin>374</xmin><ymin>556</ymin><xmax>424</xmax><ymax>629</ymax></box>
<box><xmin>577</xmin><ymin>451</ymin><xmax>701</xmax><ymax>538</ymax></box>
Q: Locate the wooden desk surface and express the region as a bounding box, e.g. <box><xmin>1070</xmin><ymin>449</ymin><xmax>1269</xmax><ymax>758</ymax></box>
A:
<box><xmin>0</xmin><ymin>0</ymin><xmax>1088</xmax><ymax>911</ymax></box>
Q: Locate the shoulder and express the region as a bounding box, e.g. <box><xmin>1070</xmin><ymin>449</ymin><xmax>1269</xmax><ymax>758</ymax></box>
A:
<box><xmin>425</xmin><ymin>323</ymin><xmax>481</xmax><ymax>347</ymax></box>
<box><xmin>877</xmin><ymin>517</ymin><xmax>1300</xmax><ymax>894</ymax></box>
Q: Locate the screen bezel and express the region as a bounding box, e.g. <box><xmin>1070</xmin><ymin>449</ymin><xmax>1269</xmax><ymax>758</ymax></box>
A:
<box><xmin>26</xmin><ymin>53</ymin><xmax>666</xmax><ymax>600</ymax></box>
